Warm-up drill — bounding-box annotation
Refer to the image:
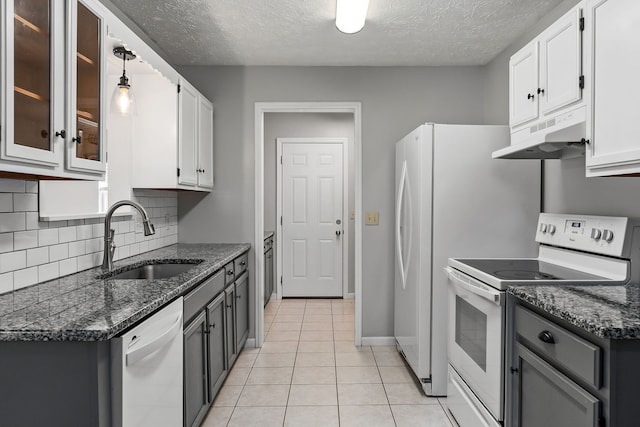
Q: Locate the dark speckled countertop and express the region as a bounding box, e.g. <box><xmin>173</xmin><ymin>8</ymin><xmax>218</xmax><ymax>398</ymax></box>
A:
<box><xmin>0</xmin><ymin>243</ymin><xmax>250</xmax><ymax>342</ymax></box>
<box><xmin>509</xmin><ymin>284</ymin><xmax>640</xmax><ymax>339</ymax></box>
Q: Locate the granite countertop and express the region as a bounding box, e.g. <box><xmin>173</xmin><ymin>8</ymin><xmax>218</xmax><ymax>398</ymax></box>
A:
<box><xmin>0</xmin><ymin>243</ymin><xmax>250</xmax><ymax>342</ymax></box>
<box><xmin>264</xmin><ymin>231</ymin><xmax>274</xmax><ymax>240</ymax></box>
<box><xmin>509</xmin><ymin>284</ymin><xmax>640</xmax><ymax>339</ymax></box>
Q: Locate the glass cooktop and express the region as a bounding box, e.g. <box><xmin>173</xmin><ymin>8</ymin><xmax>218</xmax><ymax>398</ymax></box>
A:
<box><xmin>458</xmin><ymin>259</ymin><xmax>607</xmax><ymax>282</ymax></box>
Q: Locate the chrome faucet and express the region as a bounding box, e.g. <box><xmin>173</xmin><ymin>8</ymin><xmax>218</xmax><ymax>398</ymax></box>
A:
<box><xmin>102</xmin><ymin>200</ymin><xmax>155</xmax><ymax>271</ymax></box>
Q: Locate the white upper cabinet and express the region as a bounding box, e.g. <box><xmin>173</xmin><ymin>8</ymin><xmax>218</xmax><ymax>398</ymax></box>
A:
<box><xmin>585</xmin><ymin>0</ymin><xmax>640</xmax><ymax>176</ymax></box>
<box><xmin>509</xmin><ymin>41</ymin><xmax>539</xmax><ymax>127</ymax></box>
<box><xmin>178</xmin><ymin>79</ymin><xmax>199</xmax><ymax>187</ymax></box>
<box><xmin>130</xmin><ymin>74</ymin><xmax>213</xmax><ymax>192</ymax></box>
<box><xmin>0</xmin><ymin>0</ymin><xmax>106</xmax><ymax>179</ymax></box>
<box><xmin>509</xmin><ymin>4</ymin><xmax>584</xmax><ymax>131</ymax></box>
<box><xmin>197</xmin><ymin>96</ymin><xmax>214</xmax><ymax>189</ymax></box>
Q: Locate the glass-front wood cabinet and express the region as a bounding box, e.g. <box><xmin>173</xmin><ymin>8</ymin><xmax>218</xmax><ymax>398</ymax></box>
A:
<box><xmin>1</xmin><ymin>0</ymin><xmax>106</xmax><ymax>178</ymax></box>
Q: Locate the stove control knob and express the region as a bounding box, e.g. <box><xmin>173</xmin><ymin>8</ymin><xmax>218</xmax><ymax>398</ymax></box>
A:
<box><xmin>591</xmin><ymin>228</ymin><xmax>602</xmax><ymax>240</ymax></box>
<box><xmin>602</xmin><ymin>229</ymin><xmax>614</xmax><ymax>243</ymax></box>
<box><xmin>539</xmin><ymin>223</ymin><xmax>548</xmax><ymax>233</ymax></box>
<box><xmin>548</xmin><ymin>224</ymin><xmax>556</xmax><ymax>235</ymax></box>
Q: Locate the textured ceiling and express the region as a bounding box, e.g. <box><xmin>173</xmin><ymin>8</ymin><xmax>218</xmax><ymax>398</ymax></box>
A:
<box><xmin>108</xmin><ymin>0</ymin><xmax>564</xmax><ymax>66</ymax></box>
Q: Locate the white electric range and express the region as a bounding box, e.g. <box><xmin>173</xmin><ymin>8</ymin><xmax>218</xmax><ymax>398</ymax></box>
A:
<box><xmin>444</xmin><ymin>213</ymin><xmax>640</xmax><ymax>427</ymax></box>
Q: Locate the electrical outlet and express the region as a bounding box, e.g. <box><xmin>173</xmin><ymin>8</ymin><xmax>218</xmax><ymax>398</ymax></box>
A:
<box><xmin>365</xmin><ymin>211</ymin><xmax>379</xmax><ymax>225</ymax></box>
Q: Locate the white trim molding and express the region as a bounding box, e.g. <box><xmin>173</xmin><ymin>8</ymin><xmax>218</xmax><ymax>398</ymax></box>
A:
<box><xmin>254</xmin><ymin>101</ymin><xmax>363</xmax><ymax>348</ymax></box>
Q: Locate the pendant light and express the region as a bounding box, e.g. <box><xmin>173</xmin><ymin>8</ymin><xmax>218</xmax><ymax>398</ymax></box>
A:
<box><xmin>110</xmin><ymin>47</ymin><xmax>136</xmax><ymax>116</ymax></box>
<box><xmin>336</xmin><ymin>0</ymin><xmax>370</xmax><ymax>34</ymax></box>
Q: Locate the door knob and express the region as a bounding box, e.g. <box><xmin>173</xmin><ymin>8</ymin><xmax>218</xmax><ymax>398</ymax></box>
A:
<box><xmin>336</xmin><ymin>230</ymin><xmax>341</xmax><ymax>236</ymax></box>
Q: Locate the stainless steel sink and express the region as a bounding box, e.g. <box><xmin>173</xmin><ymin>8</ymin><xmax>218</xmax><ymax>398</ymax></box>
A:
<box><xmin>103</xmin><ymin>262</ymin><xmax>200</xmax><ymax>280</ymax></box>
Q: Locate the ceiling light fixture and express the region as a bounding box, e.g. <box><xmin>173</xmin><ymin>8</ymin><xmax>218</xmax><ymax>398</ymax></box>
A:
<box><xmin>111</xmin><ymin>46</ymin><xmax>136</xmax><ymax>116</ymax></box>
<box><xmin>336</xmin><ymin>0</ymin><xmax>370</xmax><ymax>34</ymax></box>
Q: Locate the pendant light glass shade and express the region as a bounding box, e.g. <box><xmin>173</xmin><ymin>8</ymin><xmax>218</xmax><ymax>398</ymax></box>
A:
<box><xmin>110</xmin><ymin>47</ymin><xmax>136</xmax><ymax>116</ymax></box>
<box><xmin>336</xmin><ymin>0</ymin><xmax>370</xmax><ymax>34</ymax></box>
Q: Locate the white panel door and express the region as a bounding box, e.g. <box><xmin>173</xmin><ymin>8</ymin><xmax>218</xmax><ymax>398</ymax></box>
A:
<box><xmin>282</xmin><ymin>143</ymin><xmax>343</xmax><ymax>297</ymax></box>
<box><xmin>178</xmin><ymin>79</ymin><xmax>198</xmax><ymax>186</ymax></box>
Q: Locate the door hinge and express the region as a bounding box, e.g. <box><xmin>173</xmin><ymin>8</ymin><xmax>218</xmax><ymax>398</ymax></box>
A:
<box><xmin>177</xmin><ymin>84</ymin><xmax>181</xmax><ymax>93</ymax></box>
<box><xmin>280</xmin><ymin>155</ymin><xmax>283</xmax><ymax>164</ymax></box>
<box><xmin>579</xmin><ymin>75</ymin><xmax>585</xmax><ymax>89</ymax></box>
<box><xmin>579</xmin><ymin>17</ymin><xmax>585</xmax><ymax>31</ymax></box>
<box><xmin>280</xmin><ymin>276</ymin><xmax>283</xmax><ymax>284</ymax></box>
<box><xmin>177</xmin><ymin>167</ymin><xmax>180</xmax><ymax>177</ymax></box>
<box><xmin>280</xmin><ymin>216</ymin><xmax>283</xmax><ymax>226</ymax></box>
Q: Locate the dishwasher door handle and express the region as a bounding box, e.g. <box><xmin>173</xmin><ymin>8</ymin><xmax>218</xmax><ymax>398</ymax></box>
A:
<box><xmin>126</xmin><ymin>312</ymin><xmax>183</xmax><ymax>366</ymax></box>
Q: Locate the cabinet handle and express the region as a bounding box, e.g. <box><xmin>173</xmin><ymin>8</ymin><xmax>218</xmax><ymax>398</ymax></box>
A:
<box><xmin>227</xmin><ymin>270</ymin><xmax>234</xmax><ymax>275</ymax></box>
<box><xmin>527</xmin><ymin>93</ymin><xmax>535</xmax><ymax>100</ymax></box>
<box><xmin>537</xmin><ymin>330</ymin><xmax>555</xmax><ymax>344</ymax></box>
<box><xmin>72</xmin><ymin>130</ymin><xmax>83</xmax><ymax>144</ymax></box>
<box><xmin>537</xmin><ymin>88</ymin><xmax>545</xmax><ymax>95</ymax></box>
<box><xmin>210</xmin><ymin>323</ymin><xmax>216</xmax><ymax>329</ymax></box>
<box><xmin>240</xmin><ymin>261</ymin><xmax>246</xmax><ymax>266</ymax></box>
<box><xmin>510</xmin><ymin>367</ymin><xmax>519</xmax><ymax>374</ymax></box>
<box><xmin>226</xmin><ymin>304</ymin><xmax>232</xmax><ymax>309</ymax></box>
<box><xmin>236</xmin><ymin>294</ymin><xmax>241</xmax><ymax>299</ymax></box>
<box><xmin>55</xmin><ymin>130</ymin><xmax>66</xmax><ymax>139</ymax></box>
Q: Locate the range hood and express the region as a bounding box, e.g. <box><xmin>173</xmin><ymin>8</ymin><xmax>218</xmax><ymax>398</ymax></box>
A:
<box><xmin>492</xmin><ymin>105</ymin><xmax>587</xmax><ymax>159</ymax></box>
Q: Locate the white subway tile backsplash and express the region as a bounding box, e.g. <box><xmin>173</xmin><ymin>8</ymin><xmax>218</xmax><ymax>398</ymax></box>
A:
<box><xmin>25</xmin><ymin>181</ymin><xmax>38</xmax><ymax>194</ymax></box>
<box><xmin>0</xmin><ymin>251</ymin><xmax>27</xmax><ymax>273</ymax></box>
<box><xmin>77</xmin><ymin>224</ymin><xmax>92</xmax><ymax>240</ymax></box>
<box><xmin>27</xmin><ymin>247</ymin><xmax>49</xmax><ymax>267</ymax></box>
<box><xmin>13</xmin><ymin>193</ymin><xmax>38</xmax><ymax>212</ymax></box>
<box><xmin>38</xmin><ymin>262</ymin><xmax>59</xmax><ymax>283</ymax></box>
<box><xmin>49</xmin><ymin>243</ymin><xmax>69</xmax><ymax>262</ymax></box>
<box><xmin>0</xmin><ymin>193</ymin><xmax>13</xmax><ymax>212</ymax></box>
<box><xmin>59</xmin><ymin>258</ymin><xmax>77</xmax><ymax>277</ymax></box>
<box><xmin>0</xmin><ymin>233</ymin><xmax>13</xmax><ymax>254</ymax></box>
<box><xmin>14</xmin><ymin>230</ymin><xmax>38</xmax><ymax>251</ymax></box>
<box><xmin>0</xmin><ymin>213</ymin><xmax>25</xmax><ymax>232</ymax></box>
<box><xmin>14</xmin><ymin>267</ymin><xmax>38</xmax><ymax>290</ymax></box>
<box><xmin>59</xmin><ymin>226</ymin><xmax>78</xmax><ymax>243</ymax></box>
<box><xmin>0</xmin><ymin>178</ymin><xmax>25</xmax><ymax>193</ymax></box>
<box><xmin>0</xmin><ymin>272</ymin><xmax>13</xmax><ymax>294</ymax></box>
<box><xmin>38</xmin><ymin>228</ymin><xmax>59</xmax><ymax>247</ymax></box>
<box><xmin>0</xmin><ymin>184</ymin><xmax>178</xmax><ymax>291</ymax></box>
<box><xmin>68</xmin><ymin>240</ymin><xmax>85</xmax><ymax>257</ymax></box>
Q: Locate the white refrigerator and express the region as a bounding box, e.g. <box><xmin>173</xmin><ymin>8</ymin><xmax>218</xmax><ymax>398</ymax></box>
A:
<box><xmin>394</xmin><ymin>124</ymin><xmax>540</xmax><ymax>396</ymax></box>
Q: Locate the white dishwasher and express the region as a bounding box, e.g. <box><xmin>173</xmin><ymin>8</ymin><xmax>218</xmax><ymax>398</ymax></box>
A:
<box><xmin>112</xmin><ymin>297</ymin><xmax>183</xmax><ymax>427</ymax></box>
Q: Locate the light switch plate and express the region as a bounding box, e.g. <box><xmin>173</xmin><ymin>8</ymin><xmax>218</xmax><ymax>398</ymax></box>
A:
<box><xmin>365</xmin><ymin>211</ymin><xmax>379</xmax><ymax>225</ymax></box>
<box><xmin>350</xmin><ymin>210</ymin><xmax>356</xmax><ymax>220</ymax></box>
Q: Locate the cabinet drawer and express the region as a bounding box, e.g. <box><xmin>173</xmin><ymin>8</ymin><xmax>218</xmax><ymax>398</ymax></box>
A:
<box><xmin>515</xmin><ymin>305</ymin><xmax>601</xmax><ymax>388</ymax></box>
<box><xmin>224</xmin><ymin>262</ymin><xmax>235</xmax><ymax>285</ymax></box>
<box><xmin>234</xmin><ymin>253</ymin><xmax>248</xmax><ymax>277</ymax></box>
<box><xmin>184</xmin><ymin>269</ymin><xmax>225</xmax><ymax>323</ymax></box>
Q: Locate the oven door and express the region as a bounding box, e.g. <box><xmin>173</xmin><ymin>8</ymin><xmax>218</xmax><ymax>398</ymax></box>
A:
<box><xmin>445</xmin><ymin>267</ymin><xmax>505</xmax><ymax>422</ymax></box>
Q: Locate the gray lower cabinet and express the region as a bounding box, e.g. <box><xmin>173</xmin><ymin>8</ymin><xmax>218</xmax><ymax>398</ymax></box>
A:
<box><xmin>513</xmin><ymin>343</ymin><xmax>600</xmax><ymax>427</ymax></box>
<box><xmin>225</xmin><ymin>283</ymin><xmax>237</xmax><ymax>367</ymax></box>
<box><xmin>182</xmin><ymin>252</ymin><xmax>250</xmax><ymax>427</ymax></box>
<box><xmin>507</xmin><ymin>297</ymin><xmax>640</xmax><ymax>427</ymax></box>
<box><xmin>235</xmin><ymin>272</ymin><xmax>249</xmax><ymax>349</ymax></box>
<box><xmin>184</xmin><ymin>312</ymin><xmax>209</xmax><ymax>427</ymax></box>
<box><xmin>206</xmin><ymin>293</ymin><xmax>227</xmax><ymax>401</ymax></box>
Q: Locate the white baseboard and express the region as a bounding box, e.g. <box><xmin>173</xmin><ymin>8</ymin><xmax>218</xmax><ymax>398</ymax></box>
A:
<box><xmin>245</xmin><ymin>338</ymin><xmax>257</xmax><ymax>348</ymax></box>
<box><xmin>361</xmin><ymin>336</ymin><xmax>396</xmax><ymax>346</ymax></box>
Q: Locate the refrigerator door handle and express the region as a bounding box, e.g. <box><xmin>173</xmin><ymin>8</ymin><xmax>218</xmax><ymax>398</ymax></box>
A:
<box><xmin>396</xmin><ymin>160</ymin><xmax>408</xmax><ymax>289</ymax></box>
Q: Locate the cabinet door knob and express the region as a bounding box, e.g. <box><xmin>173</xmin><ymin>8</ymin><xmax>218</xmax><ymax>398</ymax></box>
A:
<box><xmin>240</xmin><ymin>261</ymin><xmax>246</xmax><ymax>266</ymax></box>
<box><xmin>527</xmin><ymin>93</ymin><xmax>535</xmax><ymax>100</ymax></box>
<box><xmin>72</xmin><ymin>130</ymin><xmax>83</xmax><ymax>144</ymax></box>
<box><xmin>537</xmin><ymin>330</ymin><xmax>555</xmax><ymax>344</ymax></box>
<box><xmin>226</xmin><ymin>304</ymin><xmax>232</xmax><ymax>309</ymax></box>
<box><xmin>227</xmin><ymin>270</ymin><xmax>234</xmax><ymax>275</ymax></box>
<box><xmin>236</xmin><ymin>294</ymin><xmax>241</xmax><ymax>299</ymax></box>
<box><xmin>55</xmin><ymin>130</ymin><xmax>66</xmax><ymax>139</ymax></box>
<box><xmin>210</xmin><ymin>323</ymin><xmax>216</xmax><ymax>329</ymax></box>
<box><xmin>510</xmin><ymin>367</ymin><xmax>519</xmax><ymax>374</ymax></box>
<box><xmin>537</xmin><ymin>88</ymin><xmax>545</xmax><ymax>95</ymax></box>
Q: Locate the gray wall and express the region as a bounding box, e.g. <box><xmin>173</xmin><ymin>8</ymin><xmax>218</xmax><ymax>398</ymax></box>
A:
<box><xmin>264</xmin><ymin>112</ymin><xmax>356</xmax><ymax>294</ymax></box>
<box><xmin>483</xmin><ymin>0</ymin><xmax>640</xmax><ymax>217</ymax></box>
<box><xmin>177</xmin><ymin>66</ymin><xmax>486</xmax><ymax>337</ymax></box>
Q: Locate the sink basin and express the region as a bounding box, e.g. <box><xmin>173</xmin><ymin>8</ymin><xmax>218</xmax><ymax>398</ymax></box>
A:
<box><xmin>102</xmin><ymin>261</ymin><xmax>201</xmax><ymax>280</ymax></box>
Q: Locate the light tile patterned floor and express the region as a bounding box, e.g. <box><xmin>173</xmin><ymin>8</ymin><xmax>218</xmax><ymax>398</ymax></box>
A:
<box><xmin>201</xmin><ymin>298</ymin><xmax>456</xmax><ymax>427</ymax></box>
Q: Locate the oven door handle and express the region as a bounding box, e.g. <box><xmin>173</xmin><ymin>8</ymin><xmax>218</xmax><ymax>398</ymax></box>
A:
<box><xmin>445</xmin><ymin>267</ymin><xmax>503</xmax><ymax>306</ymax></box>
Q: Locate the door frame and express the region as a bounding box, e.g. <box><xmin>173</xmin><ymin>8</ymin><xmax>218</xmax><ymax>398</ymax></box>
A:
<box><xmin>254</xmin><ymin>102</ymin><xmax>363</xmax><ymax>348</ymax></box>
<box><xmin>276</xmin><ymin>138</ymin><xmax>350</xmax><ymax>300</ymax></box>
